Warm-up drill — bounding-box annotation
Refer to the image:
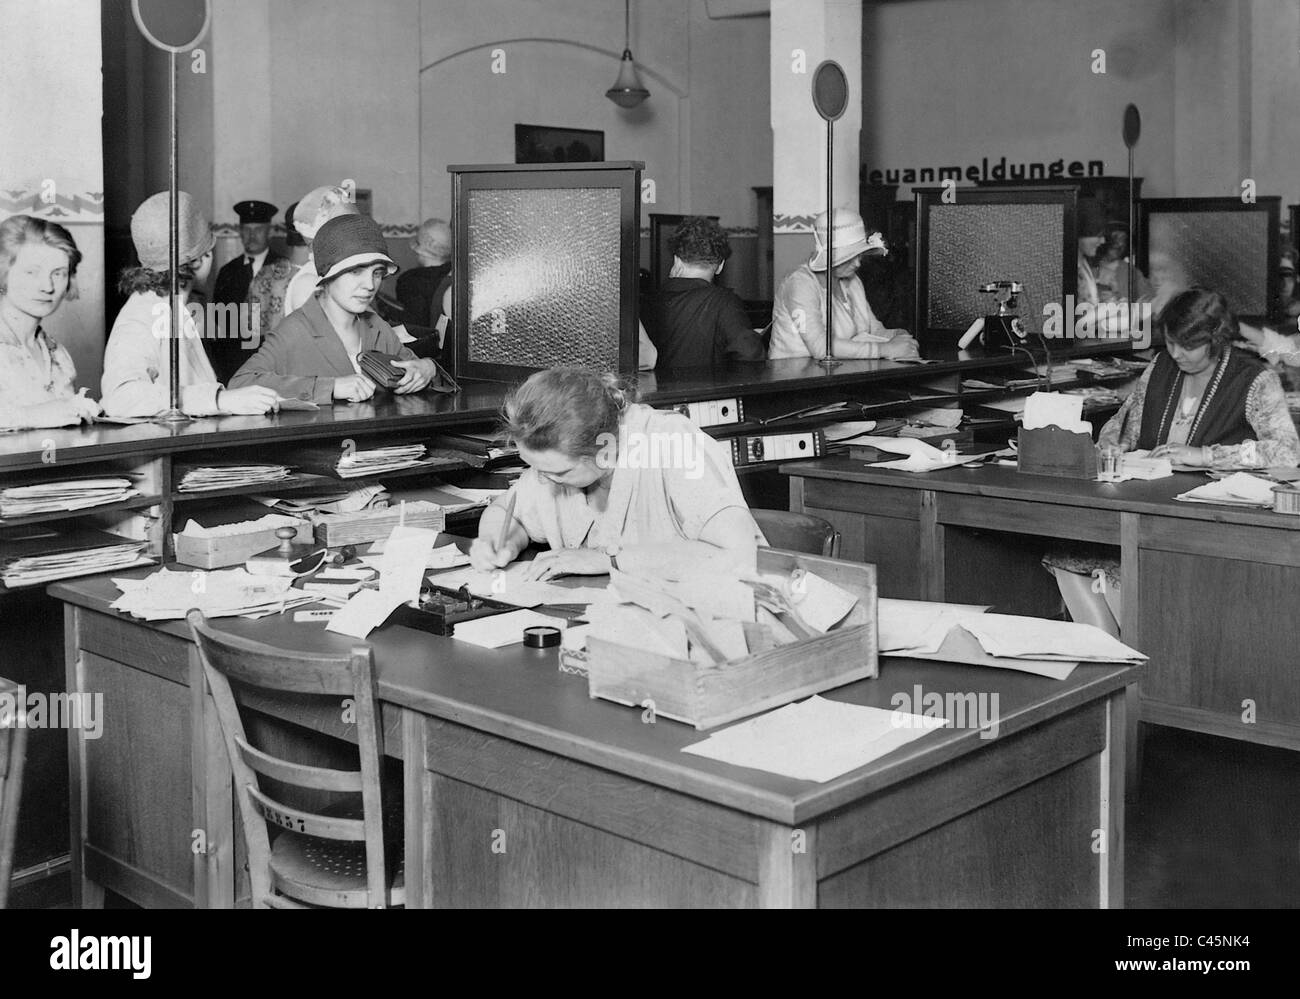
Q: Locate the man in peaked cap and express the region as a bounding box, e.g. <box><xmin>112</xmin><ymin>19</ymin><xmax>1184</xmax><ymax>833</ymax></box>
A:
<box><xmin>210</xmin><ymin>199</ymin><xmax>286</xmax><ymax>380</ymax></box>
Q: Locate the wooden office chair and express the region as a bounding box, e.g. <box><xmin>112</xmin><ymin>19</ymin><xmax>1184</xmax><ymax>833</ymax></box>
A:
<box><xmin>0</xmin><ymin>677</ymin><xmax>28</xmax><ymax>909</ymax></box>
<box><xmin>751</xmin><ymin>508</ymin><xmax>841</xmax><ymax>558</ymax></box>
<box><xmin>187</xmin><ymin>610</ymin><xmax>403</xmax><ymax>909</ymax></box>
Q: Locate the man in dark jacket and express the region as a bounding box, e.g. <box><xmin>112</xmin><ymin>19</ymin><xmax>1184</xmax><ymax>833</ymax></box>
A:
<box><xmin>647</xmin><ymin>216</ymin><xmax>765</xmax><ymax>370</ymax></box>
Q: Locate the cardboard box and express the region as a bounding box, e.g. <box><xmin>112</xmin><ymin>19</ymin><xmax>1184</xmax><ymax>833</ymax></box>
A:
<box><xmin>1017</xmin><ymin>426</ymin><xmax>1097</xmax><ymax>479</ymax></box>
<box><xmin>172</xmin><ymin>520</ymin><xmax>314</xmax><ymax>569</ymax></box>
<box><xmin>585</xmin><ymin>549</ymin><xmax>878</xmax><ymax>730</ymax></box>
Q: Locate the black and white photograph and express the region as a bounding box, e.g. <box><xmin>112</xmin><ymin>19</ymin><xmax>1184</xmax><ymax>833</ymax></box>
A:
<box><xmin>0</xmin><ymin>0</ymin><xmax>1291</xmax><ymax>963</ymax></box>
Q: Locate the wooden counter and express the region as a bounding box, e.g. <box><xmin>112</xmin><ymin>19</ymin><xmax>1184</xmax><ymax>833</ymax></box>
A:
<box><xmin>784</xmin><ymin>458</ymin><xmax>1300</xmax><ymax>755</ymax></box>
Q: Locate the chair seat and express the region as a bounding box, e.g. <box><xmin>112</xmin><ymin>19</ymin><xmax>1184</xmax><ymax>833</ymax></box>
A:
<box><xmin>270</xmin><ymin>832</ymin><xmax>405</xmax><ymax>908</ymax></box>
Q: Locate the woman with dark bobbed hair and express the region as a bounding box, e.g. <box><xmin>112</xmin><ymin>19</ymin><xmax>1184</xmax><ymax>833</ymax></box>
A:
<box><xmin>1047</xmin><ymin>288</ymin><xmax>1300</xmax><ymax>636</ymax></box>
<box><xmin>469</xmin><ymin>368</ymin><xmax>764</xmax><ymax>579</ymax></box>
<box><xmin>1097</xmin><ymin>287</ymin><xmax>1299</xmax><ymax>468</ymax></box>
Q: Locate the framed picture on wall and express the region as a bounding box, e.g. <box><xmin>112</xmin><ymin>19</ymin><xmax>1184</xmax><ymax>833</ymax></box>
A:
<box><xmin>515</xmin><ymin>124</ymin><xmax>605</xmax><ymax>165</ymax></box>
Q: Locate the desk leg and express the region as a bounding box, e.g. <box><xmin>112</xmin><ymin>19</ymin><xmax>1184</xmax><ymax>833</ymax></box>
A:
<box><xmin>919</xmin><ymin>491</ymin><xmax>945</xmax><ymax>601</ymax></box>
<box><xmin>756</xmin><ymin>821</ymin><xmax>816</xmax><ymax>908</ymax></box>
<box><xmin>1100</xmin><ymin>686</ymin><xmax>1128</xmax><ymax>909</ymax></box>
<box><xmin>64</xmin><ymin>607</ymin><xmax>103</xmax><ymax>909</ymax></box>
<box><xmin>190</xmin><ymin>651</ymin><xmax>235</xmax><ymax>908</ymax></box>
<box><xmin>402</xmin><ymin>710</ymin><xmax>433</xmax><ymax>909</ymax></box>
<box><xmin>1119</xmin><ymin>513</ymin><xmax>1143</xmax><ymax>798</ymax></box>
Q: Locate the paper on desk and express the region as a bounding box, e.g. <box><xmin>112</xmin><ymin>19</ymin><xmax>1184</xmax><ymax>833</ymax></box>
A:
<box><xmin>1023</xmin><ymin>392</ymin><xmax>1090</xmax><ymax>434</ymax></box>
<box><xmin>428</xmin><ymin>564</ymin><xmax>605</xmax><ymax>608</ymax></box>
<box><xmin>681</xmin><ymin>696</ymin><xmax>948</xmax><ymax>783</ymax></box>
<box><xmin>1114</xmin><ymin>451</ymin><xmax>1174</xmax><ymax>481</ymax></box>
<box><xmin>894</xmin><ymin>623</ymin><xmax>1078</xmax><ymax>680</ymax></box>
<box><xmin>960</xmin><ymin>615</ymin><xmax>1146</xmax><ymax>663</ymax></box>
<box><xmin>452</xmin><ymin>609</ymin><xmax>567</xmax><ymax>649</ymax></box>
<box><xmin>358</xmin><ymin>543</ymin><xmax>469</xmax><ymax>572</ymax></box>
<box><xmin>1175</xmin><ymin>472</ymin><xmax>1276</xmax><ymax>507</ymax></box>
<box><xmin>325</xmin><ymin>589</ymin><xmax>404</xmax><ymax>639</ymax></box>
<box><xmin>273</xmin><ymin>396</ymin><xmax>320</xmax><ymax>412</ymax></box>
<box><xmin>853</xmin><ymin>436</ymin><xmax>985</xmax><ymax>473</ymax></box>
<box><xmin>179</xmin><ymin>514</ymin><xmax>302</xmax><ymax>537</ymax></box>
<box><xmin>878</xmin><ymin>598</ymin><xmax>990</xmax><ymax>654</ymax></box>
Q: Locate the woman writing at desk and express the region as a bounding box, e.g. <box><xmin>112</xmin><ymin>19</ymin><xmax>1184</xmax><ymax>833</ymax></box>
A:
<box><xmin>469</xmin><ymin>368</ymin><xmax>764</xmax><ymax>578</ymax></box>
<box><xmin>1097</xmin><ymin>288</ymin><xmax>1299</xmax><ymax>468</ymax></box>
<box><xmin>0</xmin><ymin>215</ymin><xmax>99</xmax><ymax>429</ymax></box>
<box><xmin>1048</xmin><ymin>288</ymin><xmax>1299</xmax><ymax>636</ymax></box>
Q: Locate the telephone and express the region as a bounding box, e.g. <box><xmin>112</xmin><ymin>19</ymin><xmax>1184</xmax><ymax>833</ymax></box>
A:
<box><xmin>958</xmin><ymin>281</ymin><xmax>1027</xmax><ymax>351</ymax></box>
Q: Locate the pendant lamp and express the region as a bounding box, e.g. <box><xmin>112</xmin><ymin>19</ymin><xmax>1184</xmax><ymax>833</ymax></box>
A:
<box><xmin>606</xmin><ymin>0</ymin><xmax>649</xmax><ymax>108</ymax></box>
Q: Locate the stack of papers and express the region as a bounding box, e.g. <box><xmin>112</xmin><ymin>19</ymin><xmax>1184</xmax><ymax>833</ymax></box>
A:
<box><xmin>0</xmin><ymin>478</ymin><xmax>139</xmax><ymax>518</ymax></box>
<box><xmin>2</xmin><ymin>528</ymin><xmax>151</xmax><ymax>588</ymax></box>
<box><xmin>1023</xmin><ymin>393</ymin><xmax>1090</xmax><ymax>434</ymax></box>
<box><xmin>427</xmin><ymin>564</ymin><xmax>606</xmax><ymax>609</ymax></box>
<box><xmin>452</xmin><ymin>609</ymin><xmax>568</xmax><ymax>649</ymax></box>
<box><xmin>877</xmin><ymin>600</ymin><xmax>1145</xmax><ymax>679</ymax></box>
<box><xmin>178</xmin><ymin>514</ymin><xmax>303</xmax><ymax>538</ymax></box>
<box><xmin>326</xmin><ymin>524</ymin><xmax>438</xmax><ymax>638</ymax></box>
<box><xmin>256</xmin><ymin>485</ymin><xmax>388</xmax><ymax>515</ymax></box>
<box><xmin>682</xmin><ymin>696</ymin><xmax>949</xmax><ymax>782</ymax></box>
<box><xmin>177</xmin><ymin>464</ymin><xmax>292</xmax><ymax>492</ymax></box>
<box><xmin>111</xmin><ymin>567</ymin><xmax>313</xmax><ymax>620</ymax></box>
<box><xmin>1175</xmin><ymin>472</ymin><xmax>1276</xmax><ymax>507</ymax></box>
<box><xmin>335</xmin><ymin>445</ymin><xmax>426</xmax><ymax>478</ymax></box>
<box><xmin>1113</xmin><ymin>452</ymin><xmax>1174</xmax><ymax>481</ymax></box>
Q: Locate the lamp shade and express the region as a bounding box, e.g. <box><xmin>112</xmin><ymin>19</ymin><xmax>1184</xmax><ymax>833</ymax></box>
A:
<box><xmin>606</xmin><ymin>49</ymin><xmax>649</xmax><ymax>107</ymax></box>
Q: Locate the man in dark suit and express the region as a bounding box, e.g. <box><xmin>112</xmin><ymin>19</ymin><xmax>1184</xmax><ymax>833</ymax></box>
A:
<box><xmin>209</xmin><ymin>200</ymin><xmax>283</xmax><ymax>381</ymax></box>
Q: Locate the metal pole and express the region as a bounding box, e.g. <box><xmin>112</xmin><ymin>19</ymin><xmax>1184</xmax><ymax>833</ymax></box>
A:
<box><xmin>159</xmin><ymin>49</ymin><xmax>189</xmax><ymax>422</ymax></box>
<box><xmin>1127</xmin><ymin>145</ymin><xmax>1136</xmax><ymax>332</ymax></box>
<box><xmin>821</xmin><ymin>120</ymin><xmax>839</xmax><ymax>368</ymax></box>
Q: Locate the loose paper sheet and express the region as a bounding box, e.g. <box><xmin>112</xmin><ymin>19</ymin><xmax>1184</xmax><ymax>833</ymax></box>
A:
<box><xmin>682</xmin><ymin>696</ymin><xmax>948</xmax><ymax>783</ymax></box>
<box><xmin>452</xmin><ymin>609</ymin><xmax>567</xmax><ymax>649</ymax></box>
<box><xmin>428</xmin><ymin>564</ymin><xmax>605</xmax><ymax>608</ymax></box>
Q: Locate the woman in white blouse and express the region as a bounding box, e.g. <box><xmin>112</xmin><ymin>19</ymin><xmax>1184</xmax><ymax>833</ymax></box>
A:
<box><xmin>0</xmin><ymin>215</ymin><xmax>100</xmax><ymax>429</ymax></box>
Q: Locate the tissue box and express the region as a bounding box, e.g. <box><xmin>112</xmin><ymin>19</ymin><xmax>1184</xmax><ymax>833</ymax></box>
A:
<box><xmin>1017</xmin><ymin>426</ymin><xmax>1097</xmax><ymax>479</ymax></box>
<box><xmin>585</xmin><ymin>549</ymin><xmax>878</xmax><ymax>730</ymax></box>
<box><xmin>173</xmin><ymin>520</ymin><xmax>313</xmax><ymax>569</ymax></box>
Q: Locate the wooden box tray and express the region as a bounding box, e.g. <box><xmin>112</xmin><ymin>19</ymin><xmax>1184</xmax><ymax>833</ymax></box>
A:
<box><xmin>313</xmin><ymin>507</ymin><xmax>446</xmax><ymax>547</ymax></box>
<box><xmin>172</xmin><ymin>520</ymin><xmax>314</xmax><ymax>569</ymax></box>
<box><xmin>1017</xmin><ymin>426</ymin><xmax>1097</xmax><ymax>479</ymax></box>
<box><xmin>585</xmin><ymin>549</ymin><xmax>877</xmax><ymax>730</ymax></box>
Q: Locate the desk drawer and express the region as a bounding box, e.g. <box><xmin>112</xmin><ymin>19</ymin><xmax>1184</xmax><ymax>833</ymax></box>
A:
<box><xmin>938</xmin><ymin>494</ymin><xmax>1119</xmax><ymax>544</ymax></box>
<box><xmin>77</xmin><ymin>611</ymin><xmax>191</xmax><ymax>686</ymax></box>
<box><xmin>801</xmin><ymin>479</ymin><xmax>920</xmax><ymax>520</ymax></box>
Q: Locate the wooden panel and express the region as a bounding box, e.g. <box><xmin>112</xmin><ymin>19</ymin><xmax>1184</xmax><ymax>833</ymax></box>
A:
<box><xmin>802</xmin><ymin>478</ymin><xmax>920</xmax><ymax>520</ymax></box>
<box><xmin>81</xmin><ymin>652</ymin><xmax>194</xmax><ymax>903</ymax></box>
<box><xmin>427</xmin><ymin>776</ymin><xmax>756</xmax><ymax>908</ymax></box>
<box><xmin>79</xmin><ymin>612</ymin><xmax>191</xmax><ymax>686</ymax></box>
<box><xmin>1140</xmin><ymin>698</ymin><xmax>1300</xmax><ymax>751</ymax></box>
<box><xmin>84</xmin><ymin>844</ymin><xmax>191</xmax><ymax>910</ymax></box>
<box><xmin>756</xmin><ymin>821</ymin><xmax>817</xmax><ymax>908</ymax></box>
<box><xmin>938</xmin><ymin>493</ymin><xmax>1119</xmax><ymax>543</ymax></box>
<box><xmin>422</xmin><ymin>716</ymin><xmax>760</xmax><ymax>881</ymax></box>
<box><xmin>1139</xmin><ymin>551</ymin><xmax>1300</xmax><ymax>731</ymax></box>
<box><xmin>1142</xmin><ymin>517</ymin><xmax>1300</xmax><ymax>568</ymax></box>
<box><xmin>803</xmin><ymin>506</ymin><xmax>922</xmax><ymax>598</ymax></box>
<box><xmin>816</xmin><ymin>702</ymin><xmax>1105</xmax><ymax>877</ymax></box>
<box><xmin>818</xmin><ymin>755</ymin><xmax>1101</xmax><ymax>908</ymax></box>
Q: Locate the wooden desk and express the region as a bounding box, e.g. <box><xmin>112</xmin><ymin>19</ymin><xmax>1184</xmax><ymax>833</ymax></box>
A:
<box><xmin>785</xmin><ymin>459</ymin><xmax>1300</xmax><ymax>753</ymax></box>
<box><xmin>51</xmin><ymin>570</ymin><xmax>1132</xmax><ymax>908</ymax></box>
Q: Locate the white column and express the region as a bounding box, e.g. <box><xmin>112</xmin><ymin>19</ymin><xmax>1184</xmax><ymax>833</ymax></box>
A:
<box><xmin>769</xmin><ymin>0</ymin><xmax>862</xmax><ymax>283</ymax></box>
<box><xmin>0</xmin><ymin>0</ymin><xmax>105</xmax><ymax>390</ymax></box>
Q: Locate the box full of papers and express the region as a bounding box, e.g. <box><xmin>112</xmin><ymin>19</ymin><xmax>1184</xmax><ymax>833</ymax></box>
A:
<box><xmin>585</xmin><ymin>549</ymin><xmax>877</xmax><ymax>730</ymax></box>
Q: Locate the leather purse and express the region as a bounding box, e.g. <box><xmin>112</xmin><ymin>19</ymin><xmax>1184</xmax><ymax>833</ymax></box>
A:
<box><xmin>357</xmin><ymin>351</ymin><xmax>460</xmax><ymax>394</ymax></box>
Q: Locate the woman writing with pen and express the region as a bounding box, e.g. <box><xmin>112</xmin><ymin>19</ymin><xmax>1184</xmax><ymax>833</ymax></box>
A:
<box><xmin>469</xmin><ymin>368</ymin><xmax>765</xmax><ymax>579</ymax></box>
<box><xmin>0</xmin><ymin>215</ymin><xmax>100</xmax><ymax>429</ymax></box>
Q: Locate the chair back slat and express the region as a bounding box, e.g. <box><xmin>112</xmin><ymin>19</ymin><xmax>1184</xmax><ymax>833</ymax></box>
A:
<box><xmin>246</xmin><ymin>785</ymin><xmax>366</xmax><ymax>842</ymax></box>
<box><xmin>190</xmin><ymin>614</ymin><xmax>355</xmax><ymax>696</ymax></box>
<box><xmin>186</xmin><ymin>610</ymin><xmax>393</xmax><ymax>908</ymax></box>
<box><xmin>236</xmin><ymin>737</ymin><xmax>364</xmax><ymax>792</ymax></box>
<box><xmin>0</xmin><ymin>677</ymin><xmax>28</xmax><ymax>910</ymax></box>
<box><xmin>751</xmin><ymin>508</ymin><xmax>840</xmax><ymax>558</ymax></box>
